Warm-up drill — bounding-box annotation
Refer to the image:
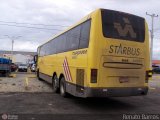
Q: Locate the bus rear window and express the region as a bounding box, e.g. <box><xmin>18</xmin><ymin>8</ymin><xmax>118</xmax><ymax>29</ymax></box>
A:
<box><xmin>101</xmin><ymin>9</ymin><xmax>145</xmax><ymax>42</ymax></box>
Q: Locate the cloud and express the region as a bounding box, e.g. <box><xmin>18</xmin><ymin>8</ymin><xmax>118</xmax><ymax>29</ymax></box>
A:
<box><xmin>0</xmin><ymin>0</ymin><xmax>160</xmax><ymax>59</ymax></box>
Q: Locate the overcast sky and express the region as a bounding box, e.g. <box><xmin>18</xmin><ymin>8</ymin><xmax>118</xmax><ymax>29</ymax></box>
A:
<box><xmin>0</xmin><ymin>0</ymin><xmax>160</xmax><ymax>59</ymax></box>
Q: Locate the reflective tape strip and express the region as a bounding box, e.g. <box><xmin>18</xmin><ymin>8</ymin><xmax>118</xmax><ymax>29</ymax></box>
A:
<box><xmin>63</xmin><ymin>57</ymin><xmax>72</xmax><ymax>81</ymax></box>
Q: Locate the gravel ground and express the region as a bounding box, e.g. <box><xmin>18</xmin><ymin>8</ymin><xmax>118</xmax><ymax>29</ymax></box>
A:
<box><xmin>0</xmin><ymin>73</ymin><xmax>160</xmax><ymax>120</ymax></box>
<box><xmin>0</xmin><ymin>73</ymin><xmax>159</xmax><ymax>93</ymax></box>
<box><xmin>149</xmin><ymin>74</ymin><xmax>160</xmax><ymax>89</ymax></box>
<box><xmin>0</xmin><ymin>73</ymin><xmax>53</xmax><ymax>92</ymax></box>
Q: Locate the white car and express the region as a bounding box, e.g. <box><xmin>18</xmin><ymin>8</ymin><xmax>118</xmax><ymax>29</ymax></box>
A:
<box><xmin>18</xmin><ymin>64</ymin><xmax>28</xmax><ymax>72</ymax></box>
<box><xmin>31</xmin><ymin>64</ymin><xmax>36</xmax><ymax>72</ymax></box>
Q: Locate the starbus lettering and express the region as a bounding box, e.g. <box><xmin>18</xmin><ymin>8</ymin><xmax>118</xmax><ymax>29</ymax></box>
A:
<box><xmin>109</xmin><ymin>44</ymin><xmax>140</xmax><ymax>56</ymax></box>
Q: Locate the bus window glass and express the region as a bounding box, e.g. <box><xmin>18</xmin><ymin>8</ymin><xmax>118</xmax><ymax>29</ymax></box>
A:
<box><xmin>55</xmin><ymin>37</ymin><xmax>61</xmax><ymax>53</ymax></box>
<box><xmin>60</xmin><ymin>33</ymin><xmax>67</xmax><ymax>52</ymax></box>
<box><xmin>44</xmin><ymin>44</ymin><xmax>48</xmax><ymax>55</ymax></box>
<box><xmin>37</xmin><ymin>47</ymin><xmax>40</xmax><ymax>56</ymax></box>
<box><xmin>50</xmin><ymin>39</ymin><xmax>56</xmax><ymax>54</ymax></box>
<box><xmin>79</xmin><ymin>20</ymin><xmax>91</xmax><ymax>49</ymax></box>
<box><xmin>47</xmin><ymin>41</ymin><xmax>51</xmax><ymax>55</ymax></box>
<box><xmin>39</xmin><ymin>20</ymin><xmax>90</xmax><ymax>56</ymax></box>
<box><xmin>66</xmin><ymin>25</ymin><xmax>81</xmax><ymax>51</ymax></box>
<box><xmin>40</xmin><ymin>45</ymin><xmax>45</xmax><ymax>56</ymax></box>
<box><xmin>101</xmin><ymin>9</ymin><xmax>145</xmax><ymax>42</ymax></box>
<box><xmin>39</xmin><ymin>48</ymin><xmax>41</xmax><ymax>56</ymax></box>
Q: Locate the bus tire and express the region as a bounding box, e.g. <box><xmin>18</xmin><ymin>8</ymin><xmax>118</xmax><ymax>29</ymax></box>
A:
<box><xmin>37</xmin><ymin>69</ymin><xmax>42</xmax><ymax>81</ymax></box>
<box><xmin>52</xmin><ymin>75</ymin><xmax>59</xmax><ymax>93</ymax></box>
<box><xmin>60</xmin><ymin>77</ymin><xmax>68</xmax><ymax>97</ymax></box>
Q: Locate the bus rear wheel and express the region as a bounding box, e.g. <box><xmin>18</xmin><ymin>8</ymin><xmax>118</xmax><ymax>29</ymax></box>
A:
<box><xmin>60</xmin><ymin>77</ymin><xmax>68</xmax><ymax>97</ymax></box>
<box><xmin>52</xmin><ymin>75</ymin><xmax>59</xmax><ymax>93</ymax></box>
<box><xmin>37</xmin><ymin>69</ymin><xmax>42</xmax><ymax>81</ymax></box>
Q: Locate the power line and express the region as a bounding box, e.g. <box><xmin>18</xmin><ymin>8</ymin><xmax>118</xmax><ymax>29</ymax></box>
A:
<box><xmin>0</xmin><ymin>20</ymin><xmax>69</xmax><ymax>27</ymax></box>
<box><xmin>0</xmin><ymin>23</ymin><xmax>63</xmax><ymax>31</ymax></box>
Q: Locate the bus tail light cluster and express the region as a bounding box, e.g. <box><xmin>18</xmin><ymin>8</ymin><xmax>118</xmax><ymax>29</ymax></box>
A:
<box><xmin>145</xmin><ymin>70</ymin><xmax>152</xmax><ymax>83</ymax></box>
<box><xmin>91</xmin><ymin>69</ymin><xmax>97</xmax><ymax>83</ymax></box>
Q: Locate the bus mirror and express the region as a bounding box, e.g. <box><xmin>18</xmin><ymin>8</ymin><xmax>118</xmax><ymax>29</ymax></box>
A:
<box><xmin>34</xmin><ymin>55</ymin><xmax>38</xmax><ymax>63</ymax></box>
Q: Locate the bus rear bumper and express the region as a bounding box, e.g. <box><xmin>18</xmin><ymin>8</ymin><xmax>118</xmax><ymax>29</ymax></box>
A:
<box><xmin>85</xmin><ymin>87</ymin><xmax>148</xmax><ymax>97</ymax></box>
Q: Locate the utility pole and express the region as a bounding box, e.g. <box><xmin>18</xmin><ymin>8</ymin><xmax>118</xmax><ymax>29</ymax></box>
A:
<box><xmin>146</xmin><ymin>12</ymin><xmax>158</xmax><ymax>63</ymax></box>
<box><xmin>4</xmin><ymin>35</ymin><xmax>21</xmax><ymax>60</ymax></box>
<box><xmin>12</xmin><ymin>40</ymin><xmax>14</xmax><ymax>58</ymax></box>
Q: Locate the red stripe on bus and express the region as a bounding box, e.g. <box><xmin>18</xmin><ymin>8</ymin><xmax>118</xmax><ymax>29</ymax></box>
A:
<box><xmin>63</xmin><ymin>58</ymin><xmax>70</xmax><ymax>81</ymax></box>
<box><xmin>63</xmin><ymin>61</ymin><xmax>69</xmax><ymax>81</ymax></box>
<box><xmin>63</xmin><ymin>57</ymin><xmax>72</xmax><ymax>81</ymax></box>
<box><xmin>63</xmin><ymin>63</ymin><xmax>68</xmax><ymax>81</ymax></box>
<box><xmin>65</xmin><ymin>58</ymin><xmax>72</xmax><ymax>81</ymax></box>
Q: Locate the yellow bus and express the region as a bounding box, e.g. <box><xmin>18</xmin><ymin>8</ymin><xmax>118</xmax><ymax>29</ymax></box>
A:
<box><xmin>36</xmin><ymin>9</ymin><xmax>151</xmax><ymax>97</ymax></box>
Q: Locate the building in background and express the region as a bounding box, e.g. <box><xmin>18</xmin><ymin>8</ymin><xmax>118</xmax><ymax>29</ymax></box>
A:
<box><xmin>152</xmin><ymin>60</ymin><xmax>160</xmax><ymax>67</ymax></box>
<box><xmin>0</xmin><ymin>50</ymin><xmax>36</xmax><ymax>65</ymax></box>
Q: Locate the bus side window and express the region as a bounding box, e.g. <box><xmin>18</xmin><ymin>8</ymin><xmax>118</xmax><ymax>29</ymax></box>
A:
<box><xmin>66</xmin><ymin>26</ymin><xmax>81</xmax><ymax>51</ymax></box>
<box><xmin>60</xmin><ymin>33</ymin><xmax>67</xmax><ymax>52</ymax></box>
<box><xmin>40</xmin><ymin>45</ymin><xmax>45</xmax><ymax>56</ymax></box>
<box><xmin>79</xmin><ymin>20</ymin><xmax>91</xmax><ymax>49</ymax></box>
<box><xmin>50</xmin><ymin>39</ymin><xmax>56</xmax><ymax>54</ymax></box>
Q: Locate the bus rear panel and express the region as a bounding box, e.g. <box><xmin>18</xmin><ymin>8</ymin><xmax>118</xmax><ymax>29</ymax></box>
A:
<box><xmin>85</xmin><ymin>9</ymin><xmax>149</xmax><ymax>97</ymax></box>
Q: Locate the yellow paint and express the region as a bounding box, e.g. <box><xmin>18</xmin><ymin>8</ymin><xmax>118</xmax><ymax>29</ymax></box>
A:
<box><xmin>155</xmin><ymin>76</ymin><xmax>160</xmax><ymax>79</ymax></box>
<box><xmin>25</xmin><ymin>77</ymin><xmax>29</xmax><ymax>87</ymax></box>
<box><xmin>29</xmin><ymin>76</ymin><xmax>36</xmax><ymax>78</ymax></box>
<box><xmin>24</xmin><ymin>75</ymin><xmax>36</xmax><ymax>89</ymax></box>
<box><xmin>9</xmin><ymin>74</ymin><xmax>16</xmax><ymax>78</ymax></box>
<box><xmin>28</xmin><ymin>68</ymin><xmax>32</xmax><ymax>73</ymax></box>
<box><xmin>149</xmin><ymin>87</ymin><xmax>156</xmax><ymax>90</ymax></box>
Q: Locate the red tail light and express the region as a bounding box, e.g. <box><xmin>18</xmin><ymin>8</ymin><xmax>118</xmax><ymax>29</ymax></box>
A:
<box><xmin>91</xmin><ymin>69</ymin><xmax>97</xmax><ymax>83</ymax></box>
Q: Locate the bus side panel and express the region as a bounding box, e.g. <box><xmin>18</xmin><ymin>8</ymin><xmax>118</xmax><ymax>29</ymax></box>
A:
<box><xmin>54</xmin><ymin>50</ymin><xmax>88</xmax><ymax>96</ymax></box>
<box><xmin>38</xmin><ymin>55</ymin><xmax>57</xmax><ymax>83</ymax></box>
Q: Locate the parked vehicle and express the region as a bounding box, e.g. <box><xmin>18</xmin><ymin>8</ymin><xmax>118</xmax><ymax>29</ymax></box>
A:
<box><xmin>31</xmin><ymin>64</ymin><xmax>36</xmax><ymax>72</ymax></box>
<box><xmin>152</xmin><ymin>67</ymin><xmax>160</xmax><ymax>74</ymax></box>
<box><xmin>11</xmin><ymin>63</ymin><xmax>18</xmax><ymax>72</ymax></box>
<box><xmin>0</xmin><ymin>58</ymin><xmax>11</xmax><ymax>76</ymax></box>
<box><xmin>18</xmin><ymin>64</ymin><xmax>28</xmax><ymax>72</ymax></box>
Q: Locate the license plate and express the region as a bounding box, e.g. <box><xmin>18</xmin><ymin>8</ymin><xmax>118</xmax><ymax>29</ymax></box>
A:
<box><xmin>119</xmin><ymin>77</ymin><xmax>129</xmax><ymax>83</ymax></box>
